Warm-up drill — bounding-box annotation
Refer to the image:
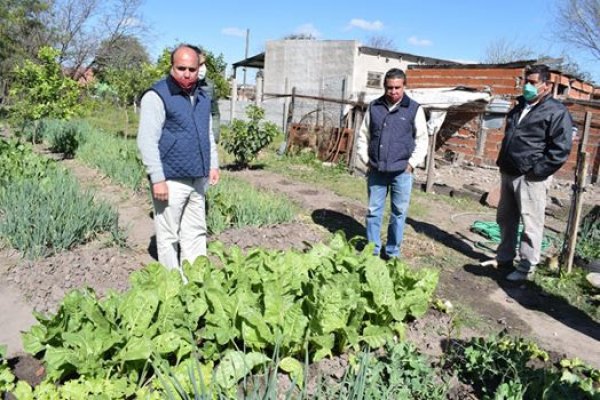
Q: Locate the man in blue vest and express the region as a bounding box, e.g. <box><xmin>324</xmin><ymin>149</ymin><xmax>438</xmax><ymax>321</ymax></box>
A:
<box><xmin>137</xmin><ymin>44</ymin><xmax>219</xmax><ymax>273</ymax></box>
<box><xmin>356</xmin><ymin>68</ymin><xmax>428</xmax><ymax>259</ymax></box>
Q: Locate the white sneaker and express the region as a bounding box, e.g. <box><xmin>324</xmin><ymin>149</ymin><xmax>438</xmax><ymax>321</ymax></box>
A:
<box><xmin>506</xmin><ymin>270</ymin><xmax>534</xmax><ymax>282</ymax></box>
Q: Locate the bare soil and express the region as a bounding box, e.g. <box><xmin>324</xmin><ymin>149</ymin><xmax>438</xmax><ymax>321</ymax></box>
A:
<box><xmin>0</xmin><ymin>155</ymin><xmax>598</xmax><ymax>389</ymax></box>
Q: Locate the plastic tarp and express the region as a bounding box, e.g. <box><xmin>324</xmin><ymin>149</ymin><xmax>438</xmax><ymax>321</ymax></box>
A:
<box><xmin>358</xmin><ymin>87</ymin><xmax>493</xmax><ymax>136</ymax></box>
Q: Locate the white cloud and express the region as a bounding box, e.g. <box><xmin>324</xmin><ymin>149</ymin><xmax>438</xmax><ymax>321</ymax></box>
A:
<box><xmin>121</xmin><ymin>17</ymin><xmax>141</xmax><ymax>27</ymax></box>
<box><xmin>294</xmin><ymin>23</ymin><xmax>321</xmax><ymax>38</ymax></box>
<box><xmin>347</xmin><ymin>18</ymin><xmax>384</xmax><ymax>31</ymax></box>
<box><xmin>407</xmin><ymin>36</ymin><xmax>433</xmax><ymax>46</ymax></box>
<box><xmin>221</xmin><ymin>27</ymin><xmax>247</xmax><ymax>38</ymax></box>
<box><xmin>448</xmin><ymin>58</ymin><xmax>478</xmax><ymax>64</ymax></box>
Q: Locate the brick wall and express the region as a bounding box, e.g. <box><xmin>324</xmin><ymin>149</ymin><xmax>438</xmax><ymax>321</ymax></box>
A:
<box><xmin>407</xmin><ymin>66</ymin><xmax>600</xmax><ymax>182</ymax></box>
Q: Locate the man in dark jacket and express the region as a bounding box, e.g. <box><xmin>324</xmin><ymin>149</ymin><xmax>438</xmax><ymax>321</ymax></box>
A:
<box><xmin>496</xmin><ymin>64</ymin><xmax>573</xmax><ymax>281</ymax></box>
<box><xmin>137</xmin><ymin>44</ymin><xmax>219</xmax><ymax>274</ymax></box>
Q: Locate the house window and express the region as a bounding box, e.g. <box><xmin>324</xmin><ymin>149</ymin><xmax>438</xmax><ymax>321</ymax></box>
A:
<box><xmin>366</xmin><ymin>71</ymin><xmax>383</xmax><ymax>88</ymax></box>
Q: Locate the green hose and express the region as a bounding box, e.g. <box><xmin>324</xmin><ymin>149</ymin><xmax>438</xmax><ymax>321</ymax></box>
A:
<box><xmin>471</xmin><ymin>221</ymin><xmax>555</xmax><ymax>251</ymax></box>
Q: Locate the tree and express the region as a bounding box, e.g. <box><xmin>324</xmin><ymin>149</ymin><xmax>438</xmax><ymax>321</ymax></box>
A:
<box><xmin>95</xmin><ymin>34</ymin><xmax>150</xmax><ymax>75</ymax></box>
<box><xmin>9</xmin><ymin>46</ymin><xmax>82</xmax><ymax>128</ymax></box>
<box><xmin>202</xmin><ymin>49</ymin><xmax>229</xmax><ymax>99</ymax></box>
<box><xmin>0</xmin><ymin>0</ymin><xmax>50</xmax><ymax>96</ymax></box>
<box><xmin>554</xmin><ymin>0</ymin><xmax>600</xmax><ymax>60</ymax></box>
<box><xmin>46</xmin><ymin>0</ymin><xmax>148</xmax><ymax>79</ymax></box>
<box><xmin>364</xmin><ymin>35</ymin><xmax>398</xmax><ymax>51</ymax></box>
<box><xmin>482</xmin><ymin>38</ymin><xmax>535</xmax><ymax>64</ymax></box>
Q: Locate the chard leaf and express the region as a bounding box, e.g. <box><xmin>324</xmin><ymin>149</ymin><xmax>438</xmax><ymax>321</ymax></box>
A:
<box><xmin>214</xmin><ymin>350</ymin><xmax>269</xmax><ymax>389</ymax></box>
<box><xmin>152</xmin><ymin>332</ymin><xmax>185</xmax><ymax>355</ymax></box>
<box><xmin>310</xmin><ymin>334</ymin><xmax>334</xmax><ymax>361</ymax></box>
<box><xmin>239</xmin><ymin>307</ymin><xmax>273</xmax><ymax>347</ymax></box>
<box><xmin>365</xmin><ymin>258</ymin><xmax>394</xmax><ymax>308</ymax></box>
<box><xmin>155</xmin><ymin>297</ymin><xmax>187</xmax><ymax>333</ymax></box>
<box><xmin>279</xmin><ymin>357</ymin><xmax>304</xmax><ymax>388</ymax></box>
<box><xmin>119</xmin><ymin>289</ymin><xmax>159</xmax><ymax>337</ymax></box>
<box><xmin>44</xmin><ymin>346</ymin><xmax>79</xmax><ymax>380</ymax></box>
<box><xmin>183</xmin><ymin>255</ymin><xmax>211</xmax><ymax>283</ymax></box>
<box><xmin>316</xmin><ymin>283</ymin><xmax>348</xmax><ymax>334</ymax></box>
<box><xmin>116</xmin><ymin>336</ymin><xmax>153</xmax><ymax>361</ymax></box>
<box><xmin>62</xmin><ymin>324</ymin><xmax>119</xmax><ymax>362</ymax></box>
<box><xmin>186</xmin><ymin>296</ymin><xmax>208</xmax><ymax>327</ymax></box>
<box><xmin>22</xmin><ymin>324</ymin><xmax>47</xmax><ymax>355</ymax></box>
<box><xmin>360</xmin><ymin>325</ymin><xmax>392</xmax><ymax>348</ymax></box>
<box><xmin>281</xmin><ymin>302</ymin><xmax>308</xmax><ymax>349</ymax></box>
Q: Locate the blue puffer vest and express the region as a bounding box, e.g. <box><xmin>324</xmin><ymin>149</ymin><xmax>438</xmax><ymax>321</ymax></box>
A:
<box><xmin>368</xmin><ymin>94</ymin><xmax>419</xmax><ymax>173</ymax></box>
<box><xmin>151</xmin><ymin>76</ymin><xmax>211</xmax><ymax>179</ymax></box>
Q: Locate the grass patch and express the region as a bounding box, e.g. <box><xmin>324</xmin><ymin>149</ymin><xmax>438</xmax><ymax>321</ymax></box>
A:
<box><xmin>535</xmin><ymin>268</ymin><xmax>600</xmax><ymax>322</ymax></box>
<box><xmin>82</xmin><ymin>100</ymin><xmax>140</xmax><ymax>138</ymax></box>
<box><xmin>76</xmin><ymin>125</ymin><xmax>146</xmax><ymax>191</ymax></box>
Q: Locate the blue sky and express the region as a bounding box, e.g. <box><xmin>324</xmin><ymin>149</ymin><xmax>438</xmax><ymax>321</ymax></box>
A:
<box><xmin>141</xmin><ymin>0</ymin><xmax>599</xmax><ymax>83</ymax></box>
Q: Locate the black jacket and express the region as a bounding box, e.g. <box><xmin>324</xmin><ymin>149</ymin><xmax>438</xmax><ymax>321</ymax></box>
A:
<box><xmin>496</xmin><ymin>94</ymin><xmax>573</xmax><ymax>179</ymax></box>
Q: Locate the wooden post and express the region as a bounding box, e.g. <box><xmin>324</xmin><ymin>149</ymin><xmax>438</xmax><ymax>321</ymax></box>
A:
<box><xmin>563</xmin><ymin>152</ymin><xmax>588</xmax><ymax>274</ymax></box>
<box><xmin>339</xmin><ymin>77</ymin><xmax>346</xmax><ymax>128</ymax></box>
<box><xmin>286</xmin><ymin>87</ymin><xmax>296</xmax><ymax>134</ymax></box>
<box><xmin>425</xmin><ymin>130</ymin><xmax>437</xmax><ymax>193</ymax></box>
<box><xmin>561</xmin><ymin>111</ymin><xmax>592</xmax><ymax>274</ymax></box>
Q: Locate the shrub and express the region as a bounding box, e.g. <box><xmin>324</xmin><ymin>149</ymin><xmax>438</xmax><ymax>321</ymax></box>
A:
<box><xmin>221</xmin><ymin>105</ymin><xmax>279</xmax><ymax>167</ymax></box>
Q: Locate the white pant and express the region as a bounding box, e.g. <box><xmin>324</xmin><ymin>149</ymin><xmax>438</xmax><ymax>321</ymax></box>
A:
<box><xmin>152</xmin><ymin>177</ymin><xmax>208</xmax><ymax>272</ymax></box>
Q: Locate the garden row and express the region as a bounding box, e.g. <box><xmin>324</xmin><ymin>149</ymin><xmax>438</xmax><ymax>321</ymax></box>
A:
<box><xmin>1</xmin><ymin>235</ymin><xmax>598</xmax><ymax>399</ymax></box>
<box><xmin>1</xmin><ymin>116</ymin><xmax>295</xmax><ymax>260</ymax></box>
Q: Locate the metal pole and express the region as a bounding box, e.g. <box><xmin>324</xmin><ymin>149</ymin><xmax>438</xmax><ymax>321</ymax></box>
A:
<box><xmin>243</xmin><ymin>28</ymin><xmax>249</xmax><ymax>88</ymax></box>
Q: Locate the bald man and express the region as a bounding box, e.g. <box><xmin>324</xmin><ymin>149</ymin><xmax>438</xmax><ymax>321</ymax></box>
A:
<box><xmin>137</xmin><ymin>44</ymin><xmax>219</xmax><ymax>274</ymax></box>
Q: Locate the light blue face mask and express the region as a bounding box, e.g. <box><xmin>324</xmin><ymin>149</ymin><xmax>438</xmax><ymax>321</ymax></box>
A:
<box><xmin>523</xmin><ymin>82</ymin><xmax>538</xmax><ymax>101</ymax></box>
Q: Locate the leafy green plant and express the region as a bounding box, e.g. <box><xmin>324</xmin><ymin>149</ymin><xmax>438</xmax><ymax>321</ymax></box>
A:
<box><xmin>22</xmin><ymin>234</ymin><xmax>438</xmax><ymax>396</ymax></box>
<box><xmin>45</xmin><ymin>121</ymin><xmax>80</xmax><ymax>157</ymax></box>
<box><xmin>576</xmin><ymin>206</ymin><xmax>600</xmax><ymax>261</ymax></box>
<box><xmin>0</xmin><ymin>138</ymin><xmax>54</xmax><ymax>189</ymax></box>
<box><xmin>206</xmin><ymin>175</ymin><xmax>297</xmax><ymax>234</ymax></box>
<box><xmin>221</xmin><ymin>105</ymin><xmax>280</xmax><ymax>167</ymax></box>
<box><xmin>358</xmin><ymin>341</ymin><xmax>447</xmax><ymax>399</ymax></box>
<box><xmin>0</xmin><ymin>345</ymin><xmax>16</xmax><ymax>394</ymax></box>
<box><xmin>450</xmin><ymin>335</ymin><xmax>600</xmax><ymax>399</ymax></box>
<box><xmin>0</xmin><ymin>147</ymin><xmax>119</xmax><ymax>258</ymax></box>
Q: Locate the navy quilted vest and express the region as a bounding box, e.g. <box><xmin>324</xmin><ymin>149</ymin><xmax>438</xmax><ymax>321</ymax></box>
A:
<box><xmin>368</xmin><ymin>94</ymin><xmax>419</xmax><ymax>172</ymax></box>
<box><xmin>151</xmin><ymin>76</ymin><xmax>211</xmax><ymax>179</ymax></box>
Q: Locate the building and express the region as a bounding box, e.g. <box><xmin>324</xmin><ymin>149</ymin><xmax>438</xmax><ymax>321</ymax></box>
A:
<box><xmin>406</xmin><ymin>62</ymin><xmax>599</xmax><ymax>182</ymax></box>
<box><xmin>231</xmin><ymin>39</ymin><xmax>459</xmax><ymax>126</ymax></box>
